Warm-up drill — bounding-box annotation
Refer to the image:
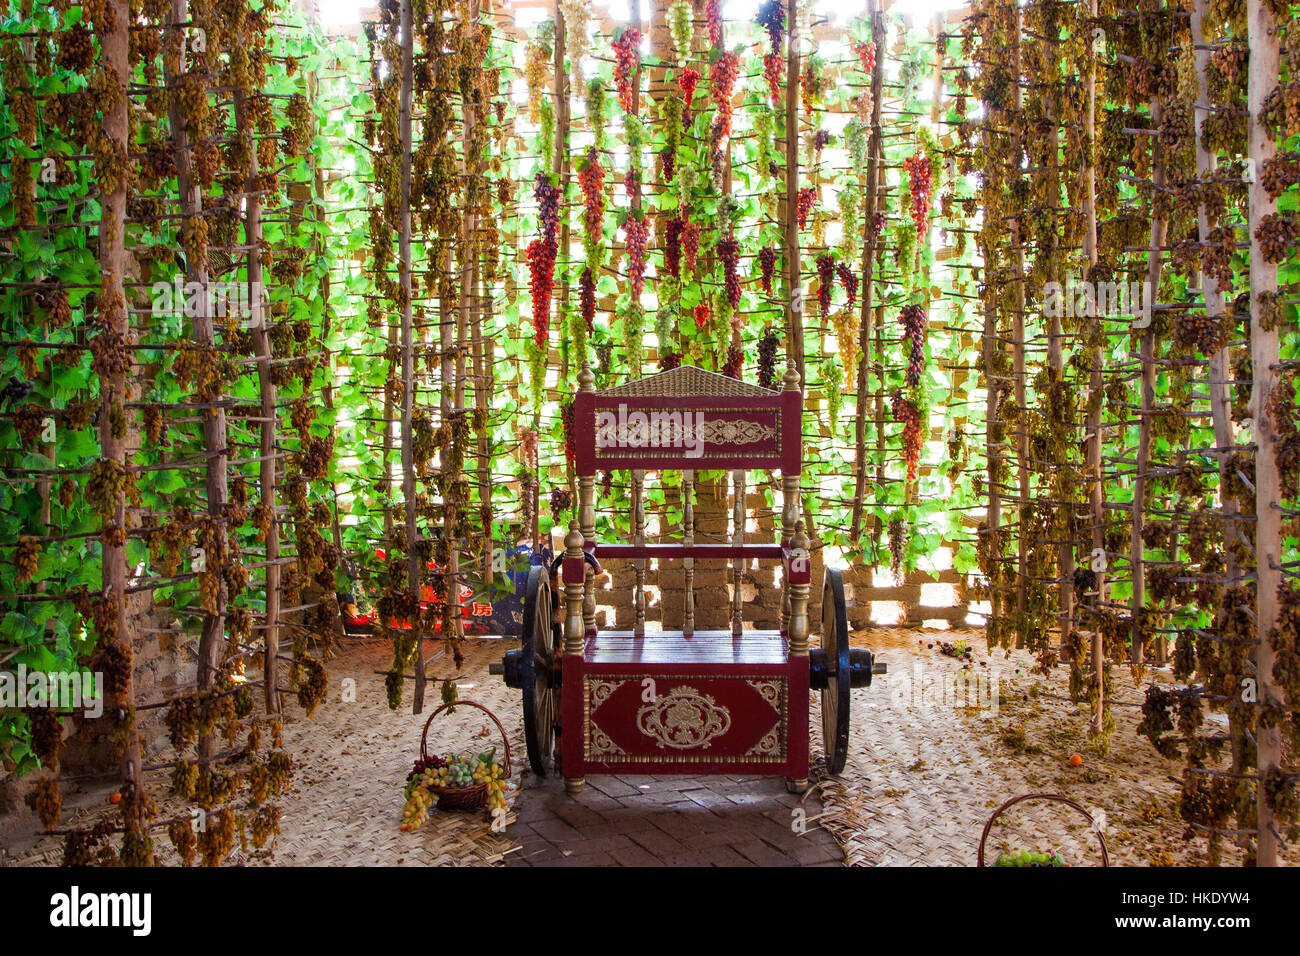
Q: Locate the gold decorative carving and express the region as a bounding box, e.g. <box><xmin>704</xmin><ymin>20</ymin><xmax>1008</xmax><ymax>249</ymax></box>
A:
<box><xmin>745</xmin><ymin>725</ymin><xmax>783</xmax><ymax>758</ymax></box>
<box><xmin>636</xmin><ymin>685</ymin><xmax>732</xmax><ymax>750</ymax></box>
<box><xmin>746</xmin><ymin>678</ymin><xmax>784</xmax><ymax>711</ymax></box>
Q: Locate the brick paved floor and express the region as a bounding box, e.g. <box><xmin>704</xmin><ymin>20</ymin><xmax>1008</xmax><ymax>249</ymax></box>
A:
<box><xmin>505</xmin><ymin>772</ymin><xmax>844</xmax><ymax>867</ymax></box>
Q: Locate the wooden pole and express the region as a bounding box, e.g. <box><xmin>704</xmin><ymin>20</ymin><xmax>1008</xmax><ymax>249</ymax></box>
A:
<box><xmin>784</xmin><ymin>0</ymin><xmax>803</xmax><ymax>386</ymax></box>
<box><xmin>849</xmin><ymin>0</ymin><xmax>884</xmax><ymax>546</ymax></box>
<box><xmin>398</xmin><ymin>0</ymin><xmax>424</xmax><ymax>714</ymax></box>
<box><xmin>1082</xmin><ymin>0</ymin><xmax>1106</xmax><ymax>735</ymax></box>
<box><xmin>100</xmin><ymin>0</ymin><xmax>148</xmax><ymax>862</ymax></box>
<box><xmin>1246</xmin><ymin>0</ymin><xmax>1281</xmax><ymax>868</ymax></box>
<box><xmin>1130</xmin><ymin>94</ymin><xmax>1166</xmax><ymax>667</ymax></box>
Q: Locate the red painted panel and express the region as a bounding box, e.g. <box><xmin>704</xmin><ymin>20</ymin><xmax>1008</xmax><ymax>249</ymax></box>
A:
<box><xmin>562</xmin><ymin>652</ymin><xmax>811</xmax><ymax>779</ymax></box>
<box><xmin>574</xmin><ymin>392</ymin><xmax>790</xmax><ymax>475</ymax></box>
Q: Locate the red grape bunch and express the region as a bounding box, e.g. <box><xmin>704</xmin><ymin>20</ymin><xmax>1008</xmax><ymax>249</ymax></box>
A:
<box><xmin>560</xmin><ymin>402</ymin><xmax>577</xmax><ymax>466</ymax></box>
<box><xmin>722</xmin><ymin>344</ymin><xmax>744</xmax><ymax>379</ymax></box>
<box><xmin>682</xmin><ymin>220</ymin><xmax>701</xmax><ymax>274</ymax></box>
<box><xmin>762</xmin><ymin>54</ymin><xmax>782</xmax><ymax>104</ymax></box>
<box><xmin>678</xmin><ymin>67</ymin><xmax>700</xmax><ymax>110</ymax></box>
<box><xmin>757</xmin><ymin>328</ymin><xmax>780</xmax><ymax>389</ymax></box>
<box><xmin>757</xmin><ymin>246</ymin><xmax>777</xmax><ymax>295</ymax></box>
<box><xmin>709</xmin><ymin>52</ymin><xmax>741</xmax><ymax>140</ymax></box>
<box><xmin>665</xmin><ymin>217</ymin><xmax>684</xmax><ymax>278</ymax></box>
<box><xmin>718</xmin><ymin>238</ymin><xmax>742</xmax><ymax>308</ymax></box>
<box><xmin>693</xmin><ymin>303</ymin><xmax>711</xmax><ymax>330</ymax></box>
<box><xmin>578</xmin><ymin>147</ymin><xmax>605</xmax><ymax>244</ymax></box>
<box><xmin>624</xmin><ymin>214</ymin><xmax>651</xmax><ymax>299</ymax></box>
<box><xmin>613</xmin><ymin>29</ymin><xmax>642</xmax><ymax>113</ymax></box>
<box><xmin>891</xmin><ymin>391</ymin><xmax>922</xmax><ymax>482</ymax></box>
<box><xmin>797</xmin><ymin>186</ymin><xmax>818</xmax><ymax>230</ymax></box>
<box><xmin>902</xmin><ymin>152</ymin><xmax>932</xmax><ymax>238</ymax></box>
<box><xmin>855</xmin><ymin>40</ymin><xmax>876</xmax><ymax>75</ymax></box>
<box><xmin>816</xmin><ymin>254</ymin><xmax>836</xmax><ymax>315</ymax></box>
<box><xmin>900</xmin><ymin>304</ymin><xmax>927</xmax><ymax>388</ymax></box>
<box><xmin>527</xmin><ymin>238</ymin><xmax>555</xmax><ymax>348</ymax></box>
<box><xmin>706</xmin><ymin>0</ymin><xmax>723</xmax><ymax>47</ymax></box>
<box><xmin>579</xmin><ymin>267</ymin><xmax>596</xmax><ymax>333</ymax></box>
<box><xmin>756</xmin><ymin>0</ymin><xmax>785</xmax><ymax>54</ymax></box>
<box><xmin>837</xmin><ymin>263</ymin><xmax>859</xmax><ymax>311</ymax></box>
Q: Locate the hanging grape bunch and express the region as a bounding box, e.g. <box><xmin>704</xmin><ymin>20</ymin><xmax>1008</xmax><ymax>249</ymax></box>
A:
<box><xmin>718</xmin><ymin>237</ymin><xmax>742</xmax><ymax>308</ymax></box>
<box><xmin>623</xmin><ymin>213</ymin><xmax>650</xmax><ymax>299</ymax></box>
<box><xmin>816</xmin><ymin>254</ymin><xmax>836</xmax><ymax>315</ymax></box>
<box><xmin>528</xmin><ymin>172</ymin><xmax>561</xmax><ymax>347</ymax></box>
<box><xmin>550</xmin><ymin>487</ymin><xmax>573</xmax><ymax>523</ymax></box>
<box><xmin>888</xmin><ymin>515</ymin><xmax>908</xmax><ymax>583</ymax></box>
<box><xmin>678</xmin><ymin>67</ymin><xmax>700</xmax><ymax>114</ymax></box>
<box><xmin>579</xmin><ymin>267</ymin><xmax>596</xmax><ymax>333</ymax></box>
<box><xmin>797</xmin><ymin>186</ymin><xmax>817</xmax><ymax>230</ymax></box>
<box><xmin>757</xmin><ymin>328</ymin><xmax>781</xmax><ymax>389</ymax></box>
<box><xmin>757</xmin><ymin>246</ymin><xmax>777</xmax><ymax>295</ymax></box>
<box><xmin>682</xmin><ymin>219</ymin><xmax>701</xmax><ymax>274</ymax></box>
<box><xmin>612</xmin><ymin>28</ymin><xmax>641</xmax><ymax>114</ymax></box>
<box><xmin>892</xmin><ymin>390</ymin><xmax>922</xmax><ymax>481</ymax></box>
<box><xmin>722</xmin><ymin>344</ymin><xmax>744</xmax><ymax>379</ymax></box>
<box><xmin>900</xmin><ymin>304</ymin><xmax>927</xmax><ymax>388</ymax></box>
<box><xmin>837</xmin><ymin>262</ymin><xmax>859</xmax><ymax>311</ymax></box>
<box><xmin>578</xmin><ymin>146</ymin><xmax>605</xmax><ymax>244</ymax></box>
<box><xmin>560</xmin><ymin>401</ymin><xmax>577</xmax><ymax>466</ymax></box>
<box><xmin>902</xmin><ymin>151</ymin><xmax>932</xmax><ymax>237</ymax></box>
<box><xmin>664</xmin><ymin>217</ymin><xmax>683</xmax><ymax>278</ymax></box>
<box><xmin>756</xmin><ymin>0</ymin><xmax>785</xmax><ymax>103</ymax></box>
<box><xmin>855</xmin><ymin>39</ymin><xmax>876</xmax><ymax>74</ymax></box>
<box><xmin>693</xmin><ymin>303</ymin><xmax>711</xmax><ymax>330</ymax></box>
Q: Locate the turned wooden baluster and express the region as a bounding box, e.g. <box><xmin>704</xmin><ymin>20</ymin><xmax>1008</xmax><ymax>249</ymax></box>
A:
<box><xmin>578</xmin><ymin>363</ymin><xmax>596</xmax><ymax>636</ymax></box>
<box><xmin>732</xmin><ymin>468</ymin><xmax>745</xmax><ymax>637</ymax></box>
<box><xmin>562</xmin><ymin>519</ymin><xmax>585</xmax><ymax>793</ymax></box>
<box><xmin>683</xmin><ymin>469</ymin><xmax>695</xmax><ymax>638</ymax></box>
<box><xmin>780</xmin><ymin>364</ymin><xmax>802</xmax><ymax>640</ymax></box>
<box><xmin>633</xmin><ymin>468</ymin><xmax>646</xmax><ymax>637</ymax></box>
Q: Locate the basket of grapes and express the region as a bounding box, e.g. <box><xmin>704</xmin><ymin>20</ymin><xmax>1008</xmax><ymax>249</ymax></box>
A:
<box><xmin>977</xmin><ymin>793</ymin><xmax>1109</xmax><ymax>866</ymax></box>
<box><xmin>400</xmin><ymin>700</ymin><xmax>511</xmax><ymax>829</ymax></box>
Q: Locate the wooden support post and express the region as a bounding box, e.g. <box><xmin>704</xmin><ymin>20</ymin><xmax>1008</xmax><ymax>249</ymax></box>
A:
<box><xmin>1082</xmin><ymin>0</ymin><xmax>1106</xmax><ymax>735</ymax></box>
<box><xmin>101</xmin><ymin>0</ymin><xmax>148</xmax><ymax>862</ymax></box>
<box><xmin>397</xmin><ymin>0</ymin><xmax>424</xmax><ymax>715</ymax></box>
<box><xmin>1247</xmin><ymin>0</ymin><xmax>1281</xmax><ymax>868</ymax></box>
<box><xmin>850</xmin><ymin>0</ymin><xmax>885</xmax><ymax>546</ymax></box>
<box><xmin>783</xmin><ymin>0</ymin><xmax>803</xmax><ymax>385</ymax></box>
<box><xmin>1131</xmin><ymin>96</ymin><xmax>1166</xmax><ymax>666</ymax></box>
<box><xmin>562</xmin><ymin>520</ymin><xmax>585</xmax><ymax>794</ymax></box>
<box><xmin>578</xmin><ymin>363</ymin><xmax>596</xmax><ymax>636</ymax></box>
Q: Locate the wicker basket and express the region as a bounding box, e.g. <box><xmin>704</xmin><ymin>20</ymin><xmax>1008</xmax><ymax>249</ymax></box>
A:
<box><xmin>977</xmin><ymin>792</ymin><xmax>1110</xmax><ymax>867</ymax></box>
<box><xmin>416</xmin><ymin>699</ymin><xmax>511</xmax><ymax>813</ymax></box>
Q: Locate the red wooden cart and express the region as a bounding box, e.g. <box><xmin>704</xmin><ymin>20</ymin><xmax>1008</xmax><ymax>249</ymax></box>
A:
<box><xmin>493</xmin><ymin>362</ymin><xmax>883</xmax><ymax>793</ymax></box>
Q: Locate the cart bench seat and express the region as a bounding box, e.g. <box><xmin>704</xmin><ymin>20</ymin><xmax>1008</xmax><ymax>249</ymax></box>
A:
<box><xmin>584</xmin><ymin>630</ymin><xmax>788</xmax><ymax>664</ymax></box>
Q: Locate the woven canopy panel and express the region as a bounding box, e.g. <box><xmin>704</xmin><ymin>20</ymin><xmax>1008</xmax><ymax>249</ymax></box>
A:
<box><xmin>596</xmin><ymin>365</ymin><xmax>779</xmax><ymax>399</ymax></box>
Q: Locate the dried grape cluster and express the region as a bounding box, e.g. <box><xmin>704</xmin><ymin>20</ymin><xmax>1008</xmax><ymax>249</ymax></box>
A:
<box><xmin>900</xmin><ymin>304</ymin><xmax>927</xmax><ymax>388</ymax></box>
<box><xmin>888</xmin><ymin>516</ymin><xmax>907</xmax><ymax>583</ymax></box>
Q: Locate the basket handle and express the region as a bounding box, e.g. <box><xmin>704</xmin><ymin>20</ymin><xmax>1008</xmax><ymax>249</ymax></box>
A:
<box><xmin>977</xmin><ymin>792</ymin><xmax>1109</xmax><ymax>867</ymax></box>
<box><xmin>419</xmin><ymin>699</ymin><xmax>512</xmax><ymax>778</ymax></box>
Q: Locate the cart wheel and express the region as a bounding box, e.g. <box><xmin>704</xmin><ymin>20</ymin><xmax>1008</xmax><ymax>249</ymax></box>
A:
<box><xmin>501</xmin><ymin>566</ymin><xmax>558</xmax><ymax>776</ymax></box>
<box><xmin>820</xmin><ymin>567</ymin><xmax>852</xmax><ymax>774</ymax></box>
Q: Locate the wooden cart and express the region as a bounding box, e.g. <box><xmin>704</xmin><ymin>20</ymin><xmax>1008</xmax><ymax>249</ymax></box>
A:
<box><xmin>493</xmin><ymin>362</ymin><xmax>883</xmax><ymax>793</ymax></box>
